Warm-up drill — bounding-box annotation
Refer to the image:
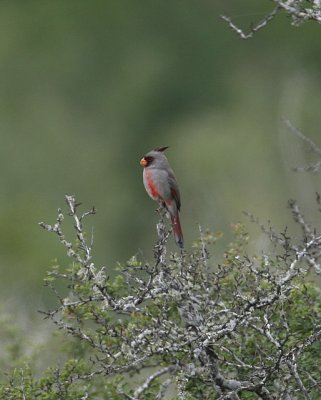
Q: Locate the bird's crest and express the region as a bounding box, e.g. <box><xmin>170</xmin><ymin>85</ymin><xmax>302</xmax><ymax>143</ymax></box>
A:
<box><xmin>154</xmin><ymin>146</ymin><xmax>169</xmax><ymax>152</ymax></box>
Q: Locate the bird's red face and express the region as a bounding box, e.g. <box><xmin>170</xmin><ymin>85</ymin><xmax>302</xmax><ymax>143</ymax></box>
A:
<box><xmin>140</xmin><ymin>156</ymin><xmax>154</xmax><ymax>167</ymax></box>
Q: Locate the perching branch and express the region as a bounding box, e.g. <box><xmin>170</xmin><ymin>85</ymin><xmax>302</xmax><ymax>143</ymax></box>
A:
<box><xmin>37</xmin><ymin>194</ymin><xmax>321</xmax><ymax>398</ymax></box>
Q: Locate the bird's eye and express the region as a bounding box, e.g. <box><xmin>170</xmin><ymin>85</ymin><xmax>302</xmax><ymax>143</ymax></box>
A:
<box><xmin>145</xmin><ymin>156</ymin><xmax>154</xmax><ymax>165</ymax></box>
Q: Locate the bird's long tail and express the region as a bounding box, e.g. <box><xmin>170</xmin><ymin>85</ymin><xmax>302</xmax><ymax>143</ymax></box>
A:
<box><xmin>171</xmin><ymin>212</ymin><xmax>184</xmax><ymax>249</ymax></box>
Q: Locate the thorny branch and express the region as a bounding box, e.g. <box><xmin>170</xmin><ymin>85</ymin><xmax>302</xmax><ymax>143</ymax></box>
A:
<box><xmin>39</xmin><ymin>194</ymin><xmax>321</xmax><ymax>398</ymax></box>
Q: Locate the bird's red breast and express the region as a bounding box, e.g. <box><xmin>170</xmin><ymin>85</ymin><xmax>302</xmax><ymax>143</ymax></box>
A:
<box><xmin>144</xmin><ymin>170</ymin><xmax>160</xmax><ymax>200</ymax></box>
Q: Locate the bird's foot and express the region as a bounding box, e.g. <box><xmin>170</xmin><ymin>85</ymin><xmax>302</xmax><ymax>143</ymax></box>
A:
<box><xmin>155</xmin><ymin>205</ymin><xmax>169</xmax><ymax>219</ymax></box>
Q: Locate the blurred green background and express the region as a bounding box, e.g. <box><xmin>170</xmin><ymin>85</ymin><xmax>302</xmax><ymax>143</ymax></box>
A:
<box><xmin>0</xmin><ymin>0</ymin><xmax>321</xmax><ymax>312</ymax></box>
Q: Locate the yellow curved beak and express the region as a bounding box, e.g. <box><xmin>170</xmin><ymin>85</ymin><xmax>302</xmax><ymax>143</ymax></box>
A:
<box><xmin>140</xmin><ymin>158</ymin><xmax>147</xmax><ymax>167</ymax></box>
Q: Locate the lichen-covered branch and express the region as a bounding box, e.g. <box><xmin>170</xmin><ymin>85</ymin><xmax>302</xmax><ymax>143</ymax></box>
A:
<box><xmin>38</xmin><ymin>193</ymin><xmax>321</xmax><ymax>398</ymax></box>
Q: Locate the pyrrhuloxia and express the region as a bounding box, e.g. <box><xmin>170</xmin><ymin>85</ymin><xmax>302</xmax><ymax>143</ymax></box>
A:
<box><xmin>140</xmin><ymin>147</ymin><xmax>184</xmax><ymax>248</ymax></box>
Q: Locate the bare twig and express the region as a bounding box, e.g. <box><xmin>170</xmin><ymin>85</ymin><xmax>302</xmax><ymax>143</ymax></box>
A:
<box><xmin>221</xmin><ymin>6</ymin><xmax>280</xmax><ymax>39</ymax></box>
<box><xmin>283</xmin><ymin>118</ymin><xmax>321</xmax><ymax>173</ymax></box>
<box><xmin>222</xmin><ymin>1</ymin><xmax>321</xmax><ymax>40</ymax></box>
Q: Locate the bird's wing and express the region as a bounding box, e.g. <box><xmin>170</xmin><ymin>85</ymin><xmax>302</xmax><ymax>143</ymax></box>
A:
<box><xmin>168</xmin><ymin>171</ymin><xmax>181</xmax><ymax>211</ymax></box>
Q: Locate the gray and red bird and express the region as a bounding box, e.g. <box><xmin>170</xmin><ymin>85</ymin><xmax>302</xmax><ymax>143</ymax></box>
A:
<box><xmin>140</xmin><ymin>147</ymin><xmax>184</xmax><ymax>248</ymax></box>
